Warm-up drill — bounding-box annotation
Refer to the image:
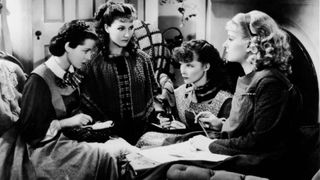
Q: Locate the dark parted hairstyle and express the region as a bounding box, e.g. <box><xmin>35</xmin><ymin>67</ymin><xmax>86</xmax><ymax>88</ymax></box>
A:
<box><xmin>94</xmin><ymin>1</ymin><xmax>137</xmax><ymax>56</ymax></box>
<box><xmin>49</xmin><ymin>20</ymin><xmax>98</xmax><ymax>56</ymax></box>
<box><xmin>173</xmin><ymin>39</ymin><xmax>233</xmax><ymax>92</ymax></box>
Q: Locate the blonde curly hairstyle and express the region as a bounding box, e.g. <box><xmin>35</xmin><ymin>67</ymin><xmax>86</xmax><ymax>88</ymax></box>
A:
<box><xmin>227</xmin><ymin>10</ymin><xmax>292</xmax><ymax>76</ymax></box>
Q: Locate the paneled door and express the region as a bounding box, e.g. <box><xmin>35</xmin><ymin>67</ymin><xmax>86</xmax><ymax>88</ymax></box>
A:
<box><xmin>32</xmin><ymin>0</ymin><xmax>106</xmax><ymax>67</ymax></box>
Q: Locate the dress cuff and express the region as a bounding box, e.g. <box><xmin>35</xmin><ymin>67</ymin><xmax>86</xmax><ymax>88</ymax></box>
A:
<box><xmin>40</xmin><ymin>120</ymin><xmax>61</xmax><ymax>142</ymax></box>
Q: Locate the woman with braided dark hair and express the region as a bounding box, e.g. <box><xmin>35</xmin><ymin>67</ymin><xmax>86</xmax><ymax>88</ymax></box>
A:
<box><xmin>81</xmin><ymin>2</ymin><xmax>157</xmax><ymax>145</ymax></box>
<box><xmin>0</xmin><ymin>20</ymin><xmax>138</xmax><ymax>180</ymax></box>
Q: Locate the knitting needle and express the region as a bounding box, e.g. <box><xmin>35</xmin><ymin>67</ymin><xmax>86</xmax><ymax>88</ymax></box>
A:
<box><xmin>191</xmin><ymin>110</ymin><xmax>210</xmax><ymax>138</ymax></box>
<box><xmin>198</xmin><ymin>121</ymin><xmax>210</xmax><ymax>138</ymax></box>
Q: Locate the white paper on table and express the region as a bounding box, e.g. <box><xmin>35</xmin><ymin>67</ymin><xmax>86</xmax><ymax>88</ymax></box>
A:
<box><xmin>137</xmin><ymin>141</ymin><xmax>230</xmax><ymax>163</ymax></box>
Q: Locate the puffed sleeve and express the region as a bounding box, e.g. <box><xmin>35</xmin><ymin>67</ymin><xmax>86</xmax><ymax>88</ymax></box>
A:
<box><xmin>18</xmin><ymin>74</ymin><xmax>57</xmax><ymax>146</ymax></box>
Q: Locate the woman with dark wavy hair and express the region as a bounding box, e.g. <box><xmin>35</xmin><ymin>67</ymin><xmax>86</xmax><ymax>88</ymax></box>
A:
<box><xmin>170</xmin><ymin>39</ymin><xmax>233</xmax><ymax>128</ymax></box>
<box><xmin>0</xmin><ymin>20</ymin><xmax>138</xmax><ymax>180</ymax></box>
<box><xmin>81</xmin><ymin>2</ymin><xmax>157</xmax><ymax>145</ymax></box>
<box><xmin>135</xmin><ymin>39</ymin><xmax>233</xmax><ymax>148</ymax></box>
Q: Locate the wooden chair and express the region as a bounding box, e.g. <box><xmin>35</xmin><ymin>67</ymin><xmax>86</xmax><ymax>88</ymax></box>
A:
<box><xmin>0</xmin><ymin>51</ymin><xmax>25</xmax><ymax>72</ymax></box>
<box><xmin>284</xmin><ymin>29</ymin><xmax>320</xmax><ymax>180</ymax></box>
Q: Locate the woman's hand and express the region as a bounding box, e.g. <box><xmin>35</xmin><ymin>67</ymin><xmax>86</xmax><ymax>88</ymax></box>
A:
<box><xmin>104</xmin><ymin>137</ymin><xmax>140</xmax><ymax>157</ymax></box>
<box><xmin>189</xmin><ymin>135</ymin><xmax>215</xmax><ymax>151</ymax></box>
<box><xmin>157</xmin><ymin>113</ymin><xmax>171</xmax><ymax>129</ymax></box>
<box><xmin>195</xmin><ymin>111</ymin><xmax>223</xmax><ymax>131</ymax></box>
<box><xmin>170</xmin><ymin>120</ymin><xmax>186</xmax><ymax>129</ymax></box>
<box><xmin>60</xmin><ymin>113</ymin><xmax>93</xmax><ymax>128</ymax></box>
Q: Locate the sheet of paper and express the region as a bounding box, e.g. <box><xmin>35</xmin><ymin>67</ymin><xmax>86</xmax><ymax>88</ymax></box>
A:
<box><xmin>139</xmin><ymin>141</ymin><xmax>230</xmax><ymax>163</ymax></box>
<box><xmin>126</xmin><ymin>141</ymin><xmax>230</xmax><ymax>171</ymax></box>
<box><xmin>126</xmin><ymin>153</ymin><xmax>160</xmax><ymax>171</ymax></box>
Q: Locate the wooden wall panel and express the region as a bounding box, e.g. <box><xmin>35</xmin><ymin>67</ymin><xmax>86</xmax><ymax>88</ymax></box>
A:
<box><xmin>76</xmin><ymin>0</ymin><xmax>94</xmax><ymax>20</ymax></box>
<box><xmin>44</xmin><ymin>0</ymin><xmax>64</xmax><ymax>22</ymax></box>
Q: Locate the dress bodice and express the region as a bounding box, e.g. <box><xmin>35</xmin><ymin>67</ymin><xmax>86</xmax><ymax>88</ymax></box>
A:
<box><xmin>174</xmin><ymin>84</ymin><xmax>232</xmax><ymax>125</ymax></box>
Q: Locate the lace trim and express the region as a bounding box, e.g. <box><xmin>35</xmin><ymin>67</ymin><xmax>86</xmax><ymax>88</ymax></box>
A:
<box><xmin>0</xmin><ymin>62</ymin><xmax>18</xmax><ymax>101</ymax></box>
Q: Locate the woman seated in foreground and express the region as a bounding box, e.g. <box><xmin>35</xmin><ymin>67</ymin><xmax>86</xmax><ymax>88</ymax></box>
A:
<box><xmin>0</xmin><ymin>20</ymin><xmax>138</xmax><ymax>180</ymax></box>
<box><xmin>138</xmin><ymin>10</ymin><xmax>302</xmax><ymax>180</ymax></box>
<box><xmin>136</xmin><ymin>39</ymin><xmax>234</xmax><ymax>148</ymax></box>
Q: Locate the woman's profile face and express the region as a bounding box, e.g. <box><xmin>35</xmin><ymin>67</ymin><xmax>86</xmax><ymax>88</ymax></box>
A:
<box><xmin>67</xmin><ymin>39</ymin><xmax>96</xmax><ymax>69</ymax></box>
<box><xmin>179</xmin><ymin>52</ymin><xmax>208</xmax><ymax>84</ymax></box>
<box><xmin>105</xmin><ymin>18</ymin><xmax>134</xmax><ymax>48</ymax></box>
<box><xmin>223</xmin><ymin>24</ymin><xmax>249</xmax><ymax>64</ymax></box>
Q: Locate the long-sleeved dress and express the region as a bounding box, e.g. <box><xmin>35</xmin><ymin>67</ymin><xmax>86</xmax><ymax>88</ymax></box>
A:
<box><xmin>82</xmin><ymin>49</ymin><xmax>156</xmax><ymax>145</ymax></box>
<box><xmin>204</xmin><ymin>68</ymin><xmax>302</xmax><ymax>179</ymax></box>
<box><xmin>0</xmin><ymin>60</ymin><xmax>119</xmax><ymax>180</ymax></box>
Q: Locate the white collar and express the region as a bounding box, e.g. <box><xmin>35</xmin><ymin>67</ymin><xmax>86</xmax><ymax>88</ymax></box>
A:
<box><xmin>45</xmin><ymin>56</ymin><xmax>74</xmax><ymax>79</ymax></box>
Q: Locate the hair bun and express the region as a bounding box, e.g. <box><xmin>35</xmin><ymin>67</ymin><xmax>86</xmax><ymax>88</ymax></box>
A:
<box><xmin>58</xmin><ymin>20</ymin><xmax>89</xmax><ymax>37</ymax></box>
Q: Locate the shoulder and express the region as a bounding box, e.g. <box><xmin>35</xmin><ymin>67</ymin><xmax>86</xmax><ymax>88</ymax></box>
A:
<box><xmin>216</xmin><ymin>90</ymin><xmax>233</xmax><ymax>100</ymax></box>
<box><xmin>252</xmin><ymin>69</ymin><xmax>291</xmax><ymax>89</ymax></box>
<box><xmin>32</xmin><ymin>64</ymin><xmax>49</xmax><ymax>76</ymax></box>
<box><xmin>246</xmin><ymin>69</ymin><xmax>294</xmax><ymax>98</ymax></box>
<box><xmin>23</xmin><ymin>73</ymin><xmax>51</xmax><ymax>97</ymax></box>
<box><xmin>0</xmin><ymin>60</ymin><xmax>21</xmax><ymax>72</ymax></box>
<box><xmin>136</xmin><ymin>49</ymin><xmax>151</xmax><ymax>61</ymax></box>
<box><xmin>25</xmin><ymin>73</ymin><xmax>48</xmax><ymax>88</ymax></box>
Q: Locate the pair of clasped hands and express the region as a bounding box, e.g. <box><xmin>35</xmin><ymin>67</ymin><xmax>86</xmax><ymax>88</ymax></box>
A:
<box><xmin>158</xmin><ymin>111</ymin><xmax>224</xmax><ymax>151</ymax></box>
